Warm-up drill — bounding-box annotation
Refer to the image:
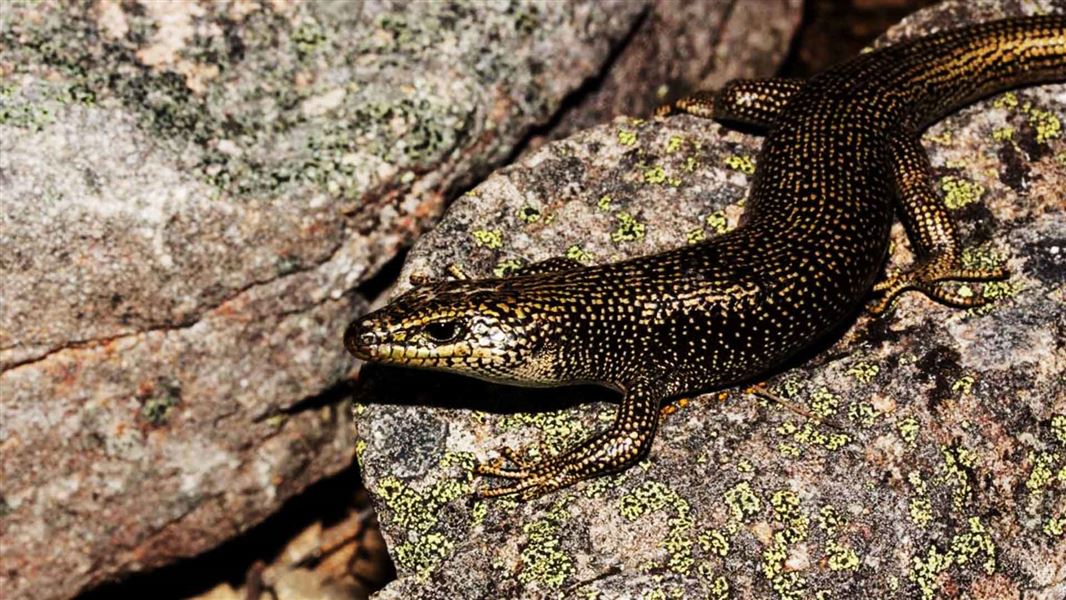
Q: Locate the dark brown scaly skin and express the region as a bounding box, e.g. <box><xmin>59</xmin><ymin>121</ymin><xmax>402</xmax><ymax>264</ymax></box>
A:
<box><xmin>346</xmin><ymin>17</ymin><xmax>1066</xmax><ymax>500</ymax></box>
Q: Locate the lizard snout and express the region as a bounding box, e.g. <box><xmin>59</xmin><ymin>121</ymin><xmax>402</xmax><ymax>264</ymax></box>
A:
<box><xmin>344</xmin><ymin>319</ymin><xmax>379</xmax><ymax>359</ymax></box>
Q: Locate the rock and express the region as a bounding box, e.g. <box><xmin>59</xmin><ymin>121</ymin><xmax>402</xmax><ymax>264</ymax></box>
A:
<box><xmin>356</xmin><ymin>1</ymin><xmax>1066</xmax><ymax>598</ymax></box>
<box><xmin>0</xmin><ymin>1</ymin><xmax>648</xmax><ymax>598</ymax></box>
<box><xmin>533</xmin><ymin>0</ymin><xmax>803</xmax><ymax>145</ymax></box>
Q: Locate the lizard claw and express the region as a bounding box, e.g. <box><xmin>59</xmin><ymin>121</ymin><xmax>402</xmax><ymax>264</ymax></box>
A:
<box><xmin>872</xmin><ymin>257</ymin><xmax>1007</xmax><ymax>315</ymax></box>
<box><xmin>473</xmin><ymin>446</ymin><xmax>533</xmax><ymax>479</ymax></box>
<box><xmin>475</xmin><ymin>447</ymin><xmax>576</xmax><ymax>499</ymax></box>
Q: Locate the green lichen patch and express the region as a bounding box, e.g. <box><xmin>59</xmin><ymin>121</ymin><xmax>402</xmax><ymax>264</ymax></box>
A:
<box><xmin>517</xmin><ymin>204</ymin><xmax>542</xmax><ymax>223</ymax></box>
<box><xmin>1043</xmin><ymin>516</ymin><xmax>1064</xmax><ymax>538</ymax></box>
<box><xmin>825</xmin><ymin>539</ymin><xmax>860</xmax><ymax>571</ymax></box>
<box><xmin>136</xmin><ymin>379</ymin><xmax>183</xmax><ymax>427</ymax></box>
<box><xmin>896</xmin><ymin>416</ymin><xmax>920</xmax><ymax>446</ymax></box>
<box><xmin>618</xmin><ymin>128</ymin><xmax>638</xmax><ymax>146</ymax></box>
<box><xmin>697</xmin><ymin>529</ymin><xmax>730</xmax><ymax>557</ymax></box>
<box><xmin>845</xmin><ymin>361</ymin><xmax>879</xmax><ymax>384</ymax></box>
<box><xmin>471</xmin><ymin>229</ymin><xmax>504</xmax><ymax>249</ymax></box>
<box><xmin>847</xmin><ymin>402</ymin><xmax>878</xmax><ymax>428</ymax></box>
<box><xmin>497</xmin><ymin>410</ymin><xmax>587</xmax><ymax>459</ymax></box>
<box><xmin>1025</xmin><ymin>451</ymin><xmax>1059</xmax><ymax>492</ymax></box>
<box><xmin>565</xmin><ymin>245</ymin><xmax>595</xmax><ymax>264</ymax></box>
<box><xmin>373</xmin><ymin>453</ymin><xmax>477</xmax><ymax>577</ymax></box>
<box><xmin>619</xmin><ymin>481</ymin><xmax>695</xmax><ymax>574</ymax></box>
<box><xmin>0</xmin><ymin>79</ymin><xmax>95</xmax><ymax>132</ymax></box>
<box><xmin>1022</xmin><ymin>101</ymin><xmax>1061</xmax><ymax>143</ymax></box>
<box><xmin>939</xmin><ymin>176</ymin><xmax>985</xmax><ymax>210</ymax></box>
<box><xmin>762</xmin><ymin>489</ymin><xmax>811</xmax><ymax>599</ymax></box>
<box><xmin>611</xmin><ymin>212</ymin><xmax>647</xmax><ymax>244</ymax></box>
<box><xmin>643</xmin><ymin>164</ymin><xmax>667</xmax><ymax>184</ymax></box>
<box><xmin>909</xmin><ymin>517</ymin><xmax>997</xmax><ymax>600</ymax></box>
<box><xmin>723</xmin><ymin>481</ymin><xmax>762</xmax><ymax>523</ymax></box>
<box><xmin>992</xmin><ymin>126</ymin><xmax>1014</xmax><ymax>141</ymax></box>
<box><xmin>1052</xmin><ymin>414</ymin><xmax>1066</xmax><ymax>445</ymax></box>
<box><xmin>809</xmin><ymin>387</ymin><xmax>840</xmax><ymax>419</ymax></box>
<box><xmin>493</xmin><ymin>258</ymin><xmax>525</xmax><ymax>277</ymax></box>
<box><xmin>724</xmin><ymin>154</ymin><xmax>755</xmax><ymax>175</ymax></box>
<box><xmin>938</xmin><ymin>445</ymin><xmax>976</xmax><ymax>511</ymax></box>
<box><xmin>517</xmin><ymin>501</ymin><xmax>575</xmax><ymax>588</ymax></box>
<box><xmin>705</xmin><ymin>211</ymin><xmax>729</xmax><ymax>234</ymax></box>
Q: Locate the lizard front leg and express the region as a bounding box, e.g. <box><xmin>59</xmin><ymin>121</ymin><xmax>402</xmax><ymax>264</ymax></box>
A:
<box><xmin>657</xmin><ymin>78</ymin><xmax>805</xmax><ymax>130</ymax></box>
<box><xmin>475</xmin><ymin>380</ymin><xmax>664</xmax><ymax>500</ymax></box>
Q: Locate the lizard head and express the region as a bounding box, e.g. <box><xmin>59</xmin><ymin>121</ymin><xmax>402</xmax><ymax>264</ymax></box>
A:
<box><xmin>344</xmin><ymin>280</ymin><xmax>560</xmax><ymax>384</ymax></box>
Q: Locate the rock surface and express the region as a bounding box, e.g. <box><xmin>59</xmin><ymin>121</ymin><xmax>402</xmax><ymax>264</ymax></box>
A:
<box><xmin>356</xmin><ymin>1</ymin><xmax>1066</xmax><ymax>598</ymax></box>
<box><xmin>535</xmin><ymin>0</ymin><xmax>803</xmax><ymax>144</ymax></box>
<box><xmin>0</xmin><ymin>1</ymin><xmax>650</xmax><ymax>598</ymax></box>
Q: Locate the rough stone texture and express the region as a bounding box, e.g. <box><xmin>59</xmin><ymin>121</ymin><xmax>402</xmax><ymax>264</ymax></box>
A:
<box><xmin>356</xmin><ymin>1</ymin><xmax>1066</xmax><ymax>598</ymax></box>
<box><xmin>0</xmin><ymin>1</ymin><xmax>650</xmax><ymax>598</ymax></box>
<box><xmin>535</xmin><ymin>0</ymin><xmax>803</xmax><ymax>144</ymax></box>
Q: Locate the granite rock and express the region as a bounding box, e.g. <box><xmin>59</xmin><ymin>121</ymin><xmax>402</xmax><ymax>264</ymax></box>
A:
<box><xmin>356</xmin><ymin>1</ymin><xmax>1066</xmax><ymax>598</ymax></box>
<box><xmin>533</xmin><ymin>0</ymin><xmax>803</xmax><ymax>145</ymax></box>
<box><xmin>0</xmin><ymin>1</ymin><xmax>648</xmax><ymax>598</ymax></box>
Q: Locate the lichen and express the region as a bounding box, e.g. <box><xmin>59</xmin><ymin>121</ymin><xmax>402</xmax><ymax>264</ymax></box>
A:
<box><xmin>846</xmin><ymin>361</ymin><xmax>879</xmax><ymax>384</ymax></box>
<box><xmin>1025</xmin><ymin>451</ymin><xmax>1059</xmax><ymax>492</ymax></box>
<box><xmin>724</xmin><ymin>154</ymin><xmax>755</xmax><ymax>174</ymax></box>
<box><xmin>493</xmin><ymin>258</ymin><xmax>525</xmax><ymax>277</ymax></box>
<box><xmin>1022</xmin><ymin>101</ymin><xmax>1061</xmax><ymax>142</ymax></box>
<box><xmin>897</xmin><ymin>416</ymin><xmax>920</xmax><ymax>446</ymax></box>
<box><xmin>723</xmin><ymin>481</ymin><xmax>762</xmax><ymax>523</ymax></box>
<box><xmin>373</xmin><ymin>453</ymin><xmax>476</xmax><ymax>577</ymax></box>
<box><xmin>619</xmin><ymin>481</ymin><xmax>694</xmax><ymax>574</ymax></box>
<box><xmin>497</xmin><ymin>410</ymin><xmax>587</xmax><ymax>459</ymax></box>
<box><xmin>909</xmin><ymin>518</ymin><xmax>996</xmax><ymax>599</ymax></box>
<box><xmin>471</xmin><ymin>229</ymin><xmax>504</xmax><ymax>249</ymax></box>
<box><xmin>825</xmin><ymin>540</ymin><xmax>860</xmax><ymax>571</ymax></box>
<box><xmin>1052</xmin><ymin>414</ymin><xmax>1066</xmax><ymax>445</ymax></box>
<box><xmin>847</xmin><ymin>402</ymin><xmax>878</xmax><ymax>428</ymax></box>
<box><xmin>940</xmin><ymin>176</ymin><xmax>984</xmax><ymax>210</ymax></box>
<box><xmin>566</xmin><ymin>245</ymin><xmax>594</xmax><ymax>264</ymax></box>
<box><xmin>705</xmin><ymin>211</ymin><xmax>728</xmax><ymax>234</ymax></box>
<box><xmin>518</xmin><ymin>204</ymin><xmax>542</xmax><ymax>223</ymax></box>
<box><xmin>938</xmin><ymin>445</ymin><xmax>976</xmax><ymax>511</ymax></box>
<box><xmin>518</xmin><ymin>501</ymin><xmax>574</xmax><ymax>588</ymax></box>
<box><xmin>809</xmin><ymin>387</ymin><xmax>840</xmax><ymax>419</ymax></box>
<box><xmin>762</xmin><ymin>489</ymin><xmax>810</xmax><ymax>599</ymax></box>
<box><xmin>611</xmin><ymin>212</ymin><xmax>646</xmax><ymax>243</ymax></box>
<box><xmin>697</xmin><ymin>529</ymin><xmax>730</xmax><ymax>557</ymax></box>
<box><xmin>643</xmin><ymin>164</ymin><xmax>667</xmax><ymax>184</ymax></box>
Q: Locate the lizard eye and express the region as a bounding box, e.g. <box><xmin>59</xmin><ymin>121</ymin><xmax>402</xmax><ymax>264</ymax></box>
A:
<box><xmin>424</xmin><ymin>321</ymin><xmax>461</xmax><ymax>343</ymax></box>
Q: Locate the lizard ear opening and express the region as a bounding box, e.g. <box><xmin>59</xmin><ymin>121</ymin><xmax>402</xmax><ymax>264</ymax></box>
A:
<box><xmin>424</xmin><ymin>321</ymin><xmax>462</xmax><ymax>343</ymax></box>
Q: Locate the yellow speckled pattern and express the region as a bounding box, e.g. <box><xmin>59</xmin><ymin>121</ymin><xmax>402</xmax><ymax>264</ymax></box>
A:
<box><xmin>346</xmin><ymin>17</ymin><xmax>1066</xmax><ymax>500</ymax></box>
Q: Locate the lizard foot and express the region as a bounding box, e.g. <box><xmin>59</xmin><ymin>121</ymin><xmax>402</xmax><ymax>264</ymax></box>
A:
<box><xmin>474</xmin><ymin>448</ymin><xmax>576</xmax><ymax>500</ymax></box>
<box><xmin>871</xmin><ymin>257</ymin><xmax>1007</xmax><ymax>315</ymax></box>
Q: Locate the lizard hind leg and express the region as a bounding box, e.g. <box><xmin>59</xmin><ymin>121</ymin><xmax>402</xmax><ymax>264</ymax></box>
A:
<box><xmin>872</xmin><ymin>135</ymin><xmax>1008</xmax><ymax>315</ymax></box>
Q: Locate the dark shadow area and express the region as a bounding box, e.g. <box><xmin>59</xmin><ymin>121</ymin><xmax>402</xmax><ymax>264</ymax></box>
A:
<box><xmin>355</xmin><ymin>363</ymin><xmax>618</xmax><ymax>415</ymax></box>
<box><xmin>78</xmin><ymin>466</ymin><xmax>393</xmax><ymax>600</ymax></box>
<box><xmin>778</xmin><ymin>0</ymin><xmax>939</xmax><ymax>78</ymax></box>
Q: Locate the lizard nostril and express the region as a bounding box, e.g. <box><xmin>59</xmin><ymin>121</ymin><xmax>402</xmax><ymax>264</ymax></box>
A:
<box><xmin>344</xmin><ymin>321</ymin><xmax>379</xmax><ymax>357</ymax></box>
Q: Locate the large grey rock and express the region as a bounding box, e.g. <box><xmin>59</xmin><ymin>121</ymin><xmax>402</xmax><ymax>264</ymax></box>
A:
<box><xmin>0</xmin><ymin>1</ymin><xmax>648</xmax><ymax>598</ymax></box>
<box><xmin>356</xmin><ymin>1</ymin><xmax>1066</xmax><ymax>598</ymax></box>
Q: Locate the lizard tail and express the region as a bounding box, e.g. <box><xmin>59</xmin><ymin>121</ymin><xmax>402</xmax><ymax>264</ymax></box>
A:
<box><xmin>874</xmin><ymin>15</ymin><xmax>1066</xmax><ymax>129</ymax></box>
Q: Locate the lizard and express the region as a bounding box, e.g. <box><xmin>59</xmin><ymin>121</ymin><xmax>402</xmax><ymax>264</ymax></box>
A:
<box><xmin>345</xmin><ymin>15</ymin><xmax>1066</xmax><ymax>500</ymax></box>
